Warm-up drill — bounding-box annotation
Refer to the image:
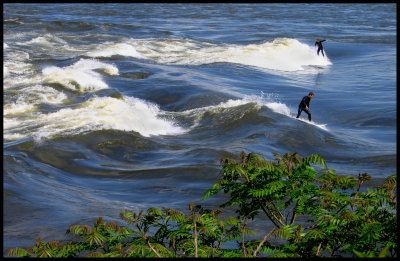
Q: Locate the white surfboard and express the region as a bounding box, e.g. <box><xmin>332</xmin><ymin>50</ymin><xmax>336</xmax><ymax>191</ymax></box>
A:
<box><xmin>294</xmin><ymin>116</ymin><xmax>328</xmax><ymax>131</ymax></box>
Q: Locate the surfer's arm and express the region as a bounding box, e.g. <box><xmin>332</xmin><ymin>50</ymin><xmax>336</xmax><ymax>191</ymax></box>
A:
<box><xmin>300</xmin><ymin>97</ymin><xmax>307</xmax><ymax>108</ymax></box>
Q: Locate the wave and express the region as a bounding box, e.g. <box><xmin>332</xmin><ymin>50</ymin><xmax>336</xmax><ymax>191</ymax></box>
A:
<box><xmin>19</xmin><ymin>33</ymin><xmax>68</xmax><ymax>46</ymax></box>
<box><xmin>174</xmin><ymin>93</ymin><xmax>328</xmax><ymax>131</ymax></box>
<box><xmin>4</xmin><ymin>85</ymin><xmax>68</xmax><ymax>116</ymax></box>
<box><xmin>3</xmin><ymin>96</ymin><xmax>187</xmax><ymax>142</ymax></box>
<box><xmin>176</xmin><ymin>96</ymin><xmax>262</xmax><ymax>128</ymax></box>
<box><xmin>4</xmin><ymin>91</ymin><xmax>328</xmax><ymax>143</ymax></box>
<box><xmin>86</xmin><ymin>42</ymin><xmax>146</xmax><ymax>58</ymax></box>
<box><xmin>3</xmin><ymin>49</ymin><xmax>34</xmax><ymax>79</ymax></box>
<box><xmin>42</xmin><ymin>58</ymin><xmax>119</xmax><ymax>92</ymax></box>
<box><xmin>87</xmin><ymin>37</ymin><xmax>332</xmax><ymax>72</ymax></box>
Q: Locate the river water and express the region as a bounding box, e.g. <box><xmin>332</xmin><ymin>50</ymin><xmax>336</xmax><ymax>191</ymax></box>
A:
<box><xmin>3</xmin><ymin>3</ymin><xmax>396</xmax><ymax>253</ymax></box>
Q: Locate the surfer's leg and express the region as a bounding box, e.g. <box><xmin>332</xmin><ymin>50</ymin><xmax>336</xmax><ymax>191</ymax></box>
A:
<box><xmin>321</xmin><ymin>48</ymin><xmax>324</xmax><ymax>57</ymax></box>
<box><xmin>296</xmin><ymin>107</ymin><xmax>302</xmax><ymax>118</ymax></box>
<box><xmin>304</xmin><ymin>109</ymin><xmax>311</xmax><ymax>121</ymax></box>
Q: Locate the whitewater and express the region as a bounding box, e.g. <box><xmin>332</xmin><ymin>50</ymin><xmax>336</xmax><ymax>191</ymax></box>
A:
<box><xmin>4</xmin><ymin>37</ymin><xmax>331</xmax><ymax>142</ymax></box>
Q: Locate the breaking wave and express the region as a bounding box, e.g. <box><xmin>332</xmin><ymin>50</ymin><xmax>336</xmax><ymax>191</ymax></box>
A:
<box><xmin>42</xmin><ymin>59</ymin><xmax>119</xmax><ymax>92</ymax></box>
<box><xmin>87</xmin><ymin>37</ymin><xmax>332</xmax><ymax>71</ymax></box>
<box><xmin>4</xmin><ymin>96</ymin><xmax>187</xmax><ymax>141</ymax></box>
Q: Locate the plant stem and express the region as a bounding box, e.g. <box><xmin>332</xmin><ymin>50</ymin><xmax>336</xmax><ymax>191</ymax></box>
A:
<box><xmin>241</xmin><ymin>219</ymin><xmax>247</xmax><ymax>257</ymax></box>
<box><xmin>146</xmin><ymin>239</ymin><xmax>161</xmax><ymax>258</ymax></box>
<box><xmin>270</xmin><ymin>201</ymin><xmax>287</xmax><ymax>224</ymax></box>
<box><xmin>135</xmin><ymin>217</ymin><xmax>161</xmax><ymax>258</ymax></box>
<box><xmin>267</xmin><ymin>202</ymin><xmax>286</xmax><ymax>226</ymax></box>
<box><xmin>290</xmin><ymin>200</ymin><xmax>299</xmax><ymax>224</ymax></box>
<box><xmin>194</xmin><ymin>221</ymin><xmax>198</xmax><ymax>258</ymax></box>
<box><xmin>259</xmin><ymin>202</ymin><xmax>281</xmax><ymax>228</ymax></box>
<box><xmin>253</xmin><ymin>228</ymin><xmax>276</xmax><ymax>257</ymax></box>
<box><xmin>316</xmin><ymin>242</ymin><xmax>322</xmax><ymax>256</ymax></box>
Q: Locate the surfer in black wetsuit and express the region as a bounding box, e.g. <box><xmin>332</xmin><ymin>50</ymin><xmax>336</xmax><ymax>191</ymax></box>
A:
<box><xmin>315</xmin><ymin>39</ymin><xmax>326</xmax><ymax>57</ymax></box>
<box><xmin>296</xmin><ymin>92</ymin><xmax>314</xmax><ymax>121</ymax></box>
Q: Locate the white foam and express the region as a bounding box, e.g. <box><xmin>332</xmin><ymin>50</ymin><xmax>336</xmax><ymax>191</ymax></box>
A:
<box><xmin>3</xmin><ymin>96</ymin><xmax>186</xmax><ymax>141</ymax></box>
<box><xmin>3</xmin><ymin>49</ymin><xmax>35</xmax><ymax>78</ymax></box>
<box><xmin>265</xmin><ymin>102</ymin><xmax>292</xmax><ymax>116</ymax></box>
<box><xmin>3</xmin><ymin>60</ymin><xmax>36</xmax><ymax>76</ymax></box>
<box><xmin>94</xmin><ymin>38</ymin><xmax>332</xmax><ymax>72</ymax></box>
<box><xmin>86</xmin><ymin>42</ymin><xmax>145</xmax><ymax>58</ymax></box>
<box><xmin>23</xmin><ymin>36</ymin><xmax>53</xmax><ymax>46</ymax></box>
<box><xmin>4</xmin><ymin>66</ymin><xmax>9</xmax><ymax>78</ymax></box>
<box><xmin>42</xmin><ymin>59</ymin><xmax>119</xmax><ymax>92</ymax></box>
<box><xmin>3</xmin><ymin>101</ymin><xmax>36</xmax><ymax>116</ymax></box>
<box><xmin>5</xmin><ymin>50</ymin><xmax>30</xmax><ymax>61</ymax></box>
<box><xmin>3</xmin><ymin>74</ymin><xmax>43</xmax><ymax>89</ymax></box>
<box><xmin>3</xmin><ymin>118</ymin><xmax>21</xmax><ymax>129</ymax></box>
<box><xmin>3</xmin><ymin>84</ymin><xmax>67</xmax><ymax>116</ymax></box>
<box><xmin>221</xmin><ymin>38</ymin><xmax>332</xmax><ymax>71</ymax></box>
<box><xmin>20</xmin><ymin>85</ymin><xmax>68</xmax><ymax>105</ymax></box>
<box><xmin>23</xmin><ymin>34</ymin><xmax>67</xmax><ymax>46</ymax></box>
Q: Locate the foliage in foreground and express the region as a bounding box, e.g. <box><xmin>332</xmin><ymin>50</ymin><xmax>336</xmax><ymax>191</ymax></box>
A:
<box><xmin>7</xmin><ymin>152</ymin><xmax>397</xmax><ymax>258</ymax></box>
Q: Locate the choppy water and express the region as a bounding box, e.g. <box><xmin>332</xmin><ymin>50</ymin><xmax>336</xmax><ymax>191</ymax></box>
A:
<box><xmin>3</xmin><ymin>3</ymin><xmax>396</xmax><ymax>253</ymax></box>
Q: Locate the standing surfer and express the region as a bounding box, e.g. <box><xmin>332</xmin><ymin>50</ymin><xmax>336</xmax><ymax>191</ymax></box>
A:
<box><xmin>315</xmin><ymin>39</ymin><xmax>326</xmax><ymax>57</ymax></box>
<box><xmin>296</xmin><ymin>92</ymin><xmax>314</xmax><ymax>121</ymax></box>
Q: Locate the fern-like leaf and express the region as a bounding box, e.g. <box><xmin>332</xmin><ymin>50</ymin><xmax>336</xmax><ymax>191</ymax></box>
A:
<box><xmin>7</xmin><ymin>247</ymin><xmax>30</xmax><ymax>257</ymax></box>
<box><xmin>105</xmin><ymin>221</ymin><xmax>120</xmax><ymax>233</ymax></box>
<box><xmin>67</xmin><ymin>224</ymin><xmax>92</xmax><ymax>235</ymax></box>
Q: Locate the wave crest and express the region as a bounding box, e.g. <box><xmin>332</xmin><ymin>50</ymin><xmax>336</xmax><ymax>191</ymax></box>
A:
<box><xmin>42</xmin><ymin>59</ymin><xmax>119</xmax><ymax>92</ymax></box>
<box><xmin>4</xmin><ymin>96</ymin><xmax>186</xmax><ymax>142</ymax></box>
<box><xmin>87</xmin><ymin>37</ymin><xmax>332</xmax><ymax>71</ymax></box>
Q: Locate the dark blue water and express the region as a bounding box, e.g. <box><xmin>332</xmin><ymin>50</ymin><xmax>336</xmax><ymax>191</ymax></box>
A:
<box><xmin>3</xmin><ymin>3</ymin><xmax>396</xmax><ymax>254</ymax></box>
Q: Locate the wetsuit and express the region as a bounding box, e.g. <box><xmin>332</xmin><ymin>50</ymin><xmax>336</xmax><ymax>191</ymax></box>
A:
<box><xmin>315</xmin><ymin>39</ymin><xmax>326</xmax><ymax>57</ymax></box>
<box><xmin>296</xmin><ymin>96</ymin><xmax>312</xmax><ymax>121</ymax></box>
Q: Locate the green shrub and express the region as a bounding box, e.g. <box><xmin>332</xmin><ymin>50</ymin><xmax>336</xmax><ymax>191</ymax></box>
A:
<box><xmin>7</xmin><ymin>152</ymin><xmax>397</xmax><ymax>258</ymax></box>
<box><xmin>202</xmin><ymin>152</ymin><xmax>397</xmax><ymax>257</ymax></box>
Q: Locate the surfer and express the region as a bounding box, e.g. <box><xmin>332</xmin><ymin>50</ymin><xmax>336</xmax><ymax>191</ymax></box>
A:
<box><xmin>315</xmin><ymin>39</ymin><xmax>326</xmax><ymax>57</ymax></box>
<box><xmin>296</xmin><ymin>92</ymin><xmax>314</xmax><ymax>121</ymax></box>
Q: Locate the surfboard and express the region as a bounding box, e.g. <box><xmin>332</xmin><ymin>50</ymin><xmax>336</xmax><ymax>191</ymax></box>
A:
<box><xmin>294</xmin><ymin>116</ymin><xmax>328</xmax><ymax>131</ymax></box>
<box><xmin>296</xmin><ymin>118</ymin><xmax>328</xmax><ymax>130</ymax></box>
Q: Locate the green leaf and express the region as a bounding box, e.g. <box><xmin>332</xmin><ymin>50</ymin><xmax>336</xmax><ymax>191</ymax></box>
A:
<box><xmin>85</xmin><ymin>231</ymin><xmax>106</xmax><ymax>246</ymax></box>
<box><xmin>7</xmin><ymin>247</ymin><xmax>31</xmax><ymax>257</ymax></box>
<box><xmin>147</xmin><ymin>207</ymin><xmax>163</xmax><ymax>217</ymax></box>
<box><xmin>378</xmin><ymin>244</ymin><xmax>391</xmax><ymax>258</ymax></box>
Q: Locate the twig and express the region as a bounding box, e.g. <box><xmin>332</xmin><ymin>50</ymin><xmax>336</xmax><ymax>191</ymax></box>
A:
<box><xmin>146</xmin><ymin>239</ymin><xmax>161</xmax><ymax>258</ymax></box>
<box><xmin>241</xmin><ymin>219</ymin><xmax>247</xmax><ymax>257</ymax></box>
<box><xmin>316</xmin><ymin>242</ymin><xmax>322</xmax><ymax>256</ymax></box>
<box><xmin>253</xmin><ymin>228</ymin><xmax>276</xmax><ymax>257</ymax></box>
